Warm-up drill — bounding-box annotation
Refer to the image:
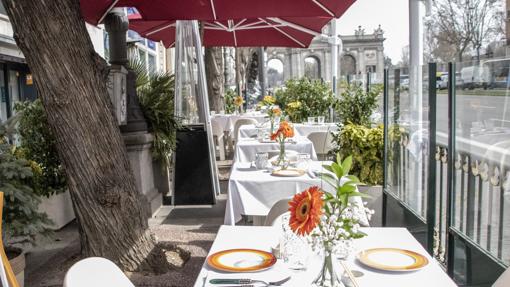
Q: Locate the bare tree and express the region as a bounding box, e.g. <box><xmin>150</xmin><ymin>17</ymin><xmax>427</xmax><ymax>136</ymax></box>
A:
<box><xmin>432</xmin><ymin>0</ymin><xmax>501</xmax><ymax>62</ymax></box>
<box><xmin>205</xmin><ymin>47</ymin><xmax>225</xmax><ymax>111</ymax></box>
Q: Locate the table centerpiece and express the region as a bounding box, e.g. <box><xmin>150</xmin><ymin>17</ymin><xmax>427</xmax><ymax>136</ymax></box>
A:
<box><xmin>234</xmin><ymin>95</ymin><xmax>244</xmax><ymax>114</ymax></box>
<box><xmin>288</xmin><ymin>155</ymin><xmax>373</xmax><ymax>287</ymax></box>
<box><xmin>270</xmin><ymin>121</ymin><xmax>294</xmax><ymax>169</ymax></box>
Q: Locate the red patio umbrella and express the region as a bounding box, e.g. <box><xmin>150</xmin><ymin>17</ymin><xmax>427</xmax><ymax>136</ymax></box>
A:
<box><xmin>80</xmin><ymin>0</ymin><xmax>356</xmax><ymax>25</ymax></box>
<box><xmin>128</xmin><ymin>15</ymin><xmax>332</xmax><ymax>48</ymax></box>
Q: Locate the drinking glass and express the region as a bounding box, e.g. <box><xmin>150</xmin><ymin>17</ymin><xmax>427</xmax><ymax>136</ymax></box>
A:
<box><xmin>280</xmin><ymin>214</ymin><xmax>310</xmax><ymax>270</ymax></box>
<box><xmin>296</xmin><ymin>153</ymin><xmax>311</xmax><ymax>170</ymax></box>
<box><xmin>255</xmin><ymin>152</ymin><xmax>269</xmax><ymax>169</ymax></box>
<box><xmin>307</xmin><ymin>117</ymin><xmax>316</xmax><ymax>125</ymax></box>
<box><xmin>317</xmin><ymin>116</ymin><xmax>325</xmax><ymax>125</ymax></box>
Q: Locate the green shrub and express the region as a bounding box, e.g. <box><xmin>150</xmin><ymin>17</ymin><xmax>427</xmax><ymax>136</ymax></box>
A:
<box><xmin>130</xmin><ymin>60</ymin><xmax>180</xmax><ymax>168</ymax></box>
<box><xmin>14</xmin><ymin>100</ymin><xmax>67</xmax><ymax>197</ymax></box>
<box><xmin>336</xmin><ymin>83</ymin><xmax>382</xmax><ymax>126</ymax></box>
<box><xmin>0</xmin><ymin>118</ymin><xmax>51</xmax><ymax>245</ymax></box>
<box><xmin>224</xmin><ymin>89</ymin><xmax>237</xmax><ymax>114</ymax></box>
<box><xmin>274</xmin><ymin>78</ymin><xmax>335</xmax><ymax>123</ymax></box>
<box><xmin>331</xmin><ymin>123</ymin><xmax>384</xmax><ymax>185</ymax></box>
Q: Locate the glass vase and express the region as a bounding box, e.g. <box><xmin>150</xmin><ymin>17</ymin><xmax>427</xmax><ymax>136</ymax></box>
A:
<box><xmin>312</xmin><ymin>248</ymin><xmax>345</xmax><ymax>287</ymax></box>
<box><xmin>275</xmin><ymin>140</ymin><xmax>288</xmax><ymax>169</ymax></box>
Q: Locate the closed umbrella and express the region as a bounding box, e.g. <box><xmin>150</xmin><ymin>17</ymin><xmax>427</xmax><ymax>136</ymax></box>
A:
<box><xmin>128</xmin><ymin>14</ymin><xmax>332</xmax><ymax>48</ymax></box>
<box><xmin>80</xmin><ymin>0</ymin><xmax>355</xmax><ymax>25</ymax></box>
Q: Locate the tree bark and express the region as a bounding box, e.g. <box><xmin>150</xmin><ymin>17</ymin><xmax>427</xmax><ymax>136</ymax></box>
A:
<box><xmin>2</xmin><ymin>0</ymin><xmax>169</xmax><ymax>273</ymax></box>
<box><xmin>205</xmin><ymin>47</ymin><xmax>225</xmax><ymax>112</ymax></box>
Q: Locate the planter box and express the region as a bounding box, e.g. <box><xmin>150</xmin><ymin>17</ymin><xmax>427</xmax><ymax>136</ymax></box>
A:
<box><xmin>7</xmin><ymin>247</ymin><xmax>25</xmax><ymax>287</ymax></box>
<box><xmin>358</xmin><ymin>185</ymin><xmax>383</xmax><ymax>227</ymax></box>
<box><xmin>38</xmin><ymin>190</ymin><xmax>75</xmax><ymax>230</ymax></box>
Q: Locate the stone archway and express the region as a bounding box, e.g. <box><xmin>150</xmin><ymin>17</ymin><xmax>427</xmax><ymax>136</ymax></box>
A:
<box><xmin>304</xmin><ymin>55</ymin><xmax>321</xmax><ymax>79</ymax></box>
<box><xmin>341</xmin><ymin>54</ymin><xmax>356</xmax><ymax>76</ymax></box>
<box><xmin>267</xmin><ymin>58</ymin><xmax>284</xmax><ymax>90</ymax></box>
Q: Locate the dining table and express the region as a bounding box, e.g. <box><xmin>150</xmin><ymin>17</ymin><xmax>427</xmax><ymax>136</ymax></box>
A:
<box><xmin>193</xmin><ymin>225</ymin><xmax>458</xmax><ymax>287</ymax></box>
<box><xmin>237</xmin><ymin>123</ymin><xmax>339</xmax><ymax>140</ymax></box>
<box><xmin>233</xmin><ymin>137</ymin><xmax>317</xmax><ymax>163</ymax></box>
<box><xmin>225</xmin><ymin>161</ymin><xmax>330</xmax><ymax>225</ymax></box>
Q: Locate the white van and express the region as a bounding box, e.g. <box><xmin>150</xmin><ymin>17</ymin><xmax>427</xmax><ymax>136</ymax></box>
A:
<box><xmin>460</xmin><ymin>66</ymin><xmax>490</xmax><ymax>89</ymax></box>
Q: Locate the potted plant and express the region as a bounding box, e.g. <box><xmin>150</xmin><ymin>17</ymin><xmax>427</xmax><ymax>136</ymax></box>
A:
<box><xmin>331</xmin><ymin>83</ymin><xmax>384</xmax><ymax>226</ymax></box>
<box><xmin>131</xmin><ymin>60</ymin><xmax>180</xmax><ymax>199</ymax></box>
<box><xmin>274</xmin><ymin>77</ymin><xmax>335</xmax><ymax>123</ymax></box>
<box><xmin>15</xmin><ymin>100</ymin><xmax>73</xmax><ymax>230</ymax></box>
<box><xmin>0</xmin><ymin>118</ymin><xmax>51</xmax><ymax>286</ymax></box>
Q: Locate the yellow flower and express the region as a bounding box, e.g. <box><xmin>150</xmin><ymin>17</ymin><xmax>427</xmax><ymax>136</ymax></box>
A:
<box><xmin>287</xmin><ymin>101</ymin><xmax>302</xmax><ymax>109</ymax></box>
<box><xmin>234</xmin><ymin>96</ymin><xmax>244</xmax><ymax>107</ymax></box>
<box><xmin>263</xmin><ymin>95</ymin><xmax>276</xmax><ymax>105</ymax></box>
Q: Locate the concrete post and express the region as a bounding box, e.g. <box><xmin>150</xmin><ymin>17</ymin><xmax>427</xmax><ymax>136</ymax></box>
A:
<box><xmin>330</xmin><ymin>19</ymin><xmax>340</xmax><ymax>96</ymax></box>
<box><xmin>409</xmin><ymin>0</ymin><xmax>425</xmax><ymax>212</ymax></box>
<box><xmin>105</xmin><ymin>8</ymin><xmax>160</xmax><ymax>215</ymax></box>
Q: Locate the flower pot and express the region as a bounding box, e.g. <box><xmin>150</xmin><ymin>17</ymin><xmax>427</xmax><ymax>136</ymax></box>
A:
<box><xmin>7</xmin><ymin>247</ymin><xmax>25</xmax><ymax>287</ymax></box>
<box><xmin>38</xmin><ymin>189</ymin><xmax>75</xmax><ymax>230</ymax></box>
<box><xmin>358</xmin><ymin>185</ymin><xmax>383</xmax><ymax>227</ymax></box>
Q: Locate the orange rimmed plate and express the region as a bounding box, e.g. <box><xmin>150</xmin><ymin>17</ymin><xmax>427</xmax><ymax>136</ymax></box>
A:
<box><xmin>357</xmin><ymin>248</ymin><xmax>429</xmax><ymax>272</ymax></box>
<box><xmin>207</xmin><ymin>249</ymin><xmax>277</xmax><ymax>272</ymax></box>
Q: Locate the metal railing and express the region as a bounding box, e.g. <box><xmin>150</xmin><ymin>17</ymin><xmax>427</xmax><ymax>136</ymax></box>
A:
<box><xmin>383</xmin><ymin>61</ymin><xmax>510</xmax><ymax>285</ymax></box>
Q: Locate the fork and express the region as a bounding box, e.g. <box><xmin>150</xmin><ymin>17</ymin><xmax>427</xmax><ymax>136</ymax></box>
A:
<box><xmin>210</xmin><ymin>276</ymin><xmax>291</xmax><ymax>286</ymax></box>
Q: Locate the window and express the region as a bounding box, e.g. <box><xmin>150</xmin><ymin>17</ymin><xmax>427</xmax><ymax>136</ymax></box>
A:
<box><xmin>366</xmin><ymin>65</ymin><xmax>376</xmax><ymax>73</ymax></box>
<box><xmin>148</xmin><ymin>54</ymin><xmax>156</xmax><ymax>74</ymax></box>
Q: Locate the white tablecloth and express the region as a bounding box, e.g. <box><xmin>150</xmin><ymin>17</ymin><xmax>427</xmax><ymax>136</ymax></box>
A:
<box><xmin>193</xmin><ymin>226</ymin><xmax>457</xmax><ymax>287</ymax></box>
<box><xmin>233</xmin><ymin>137</ymin><xmax>317</xmax><ymax>163</ymax></box>
<box><xmin>211</xmin><ymin>113</ymin><xmax>267</xmax><ymax>135</ymax></box>
<box><xmin>225</xmin><ymin>161</ymin><xmax>330</xmax><ymax>225</ymax></box>
<box><xmin>293</xmin><ymin>123</ymin><xmax>338</xmax><ymax>137</ymax></box>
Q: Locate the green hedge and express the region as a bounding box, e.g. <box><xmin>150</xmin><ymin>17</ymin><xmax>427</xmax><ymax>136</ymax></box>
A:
<box><xmin>15</xmin><ymin>100</ymin><xmax>67</xmax><ymax>197</ymax></box>
<box><xmin>331</xmin><ymin>123</ymin><xmax>384</xmax><ymax>185</ymax></box>
<box><xmin>275</xmin><ymin>78</ymin><xmax>335</xmax><ymax>123</ymax></box>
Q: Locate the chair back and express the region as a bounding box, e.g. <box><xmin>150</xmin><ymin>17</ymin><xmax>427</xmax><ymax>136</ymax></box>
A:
<box><xmin>307</xmin><ymin>132</ymin><xmax>334</xmax><ymax>155</ymax></box>
<box><xmin>493</xmin><ymin>267</ymin><xmax>510</xmax><ymax>287</ymax></box>
<box><xmin>233</xmin><ymin>118</ymin><xmax>258</xmax><ymax>142</ymax></box>
<box><xmin>264</xmin><ymin>198</ymin><xmax>291</xmax><ymax>226</ymax></box>
<box><xmin>63</xmin><ymin>257</ymin><xmax>135</xmax><ymax>287</ymax></box>
<box><xmin>211</xmin><ymin>119</ymin><xmax>224</xmax><ymax>137</ymax></box>
<box><xmin>0</xmin><ymin>192</ymin><xmax>20</xmax><ymax>287</ymax></box>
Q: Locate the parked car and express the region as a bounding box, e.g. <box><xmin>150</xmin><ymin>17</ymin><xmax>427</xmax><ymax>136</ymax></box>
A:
<box><xmin>400</xmin><ymin>75</ymin><xmax>409</xmax><ymax>90</ymax></box>
<box><xmin>436</xmin><ymin>73</ymin><xmax>448</xmax><ymax>89</ymax></box>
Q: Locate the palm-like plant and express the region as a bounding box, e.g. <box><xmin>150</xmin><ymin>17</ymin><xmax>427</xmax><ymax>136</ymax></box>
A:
<box><xmin>129</xmin><ymin>60</ymin><xmax>180</xmax><ymax>168</ymax></box>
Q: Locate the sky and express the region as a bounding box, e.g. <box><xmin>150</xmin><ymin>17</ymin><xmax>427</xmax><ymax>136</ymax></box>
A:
<box><xmin>336</xmin><ymin>0</ymin><xmax>409</xmax><ymax>63</ymax></box>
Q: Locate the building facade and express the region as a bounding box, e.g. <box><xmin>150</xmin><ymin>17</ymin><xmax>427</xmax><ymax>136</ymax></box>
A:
<box><xmin>0</xmin><ymin>5</ymin><xmax>170</xmax><ymax>123</ymax></box>
<box><xmin>266</xmin><ymin>24</ymin><xmax>385</xmax><ymax>89</ymax></box>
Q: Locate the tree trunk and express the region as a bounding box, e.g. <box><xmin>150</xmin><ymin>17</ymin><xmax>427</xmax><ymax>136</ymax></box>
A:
<box><xmin>2</xmin><ymin>0</ymin><xmax>169</xmax><ymax>273</ymax></box>
<box><xmin>205</xmin><ymin>47</ymin><xmax>225</xmax><ymax>112</ymax></box>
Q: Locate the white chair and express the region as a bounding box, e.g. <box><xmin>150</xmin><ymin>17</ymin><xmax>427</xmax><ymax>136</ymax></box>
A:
<box><xmin>264</xmin><ymin>198</ymin><xmax>291</xmax><ymax>227</ymax></box>
<box><xmin>211</xmin><ymin>120</ymin><xmax>226</xmax><ymax>161</ymax></box>
<box><xmin>63</xmin><ymin>257</ymin><xmax>135</xmax><ymax>287</ymax></box>
<box><xmin>307</xmin><ymin>132</ymin><xmax>334</xmax><ymax>160</ymax></box>
<box><xmin>233</xmin><ymin>118</ymin><xmax>258</xmax><ymax>144</ymax></box>
<box><xmin>493</xmin><ymin>267</ymin><xmax>510</xmax><ymax>287</ymax></box>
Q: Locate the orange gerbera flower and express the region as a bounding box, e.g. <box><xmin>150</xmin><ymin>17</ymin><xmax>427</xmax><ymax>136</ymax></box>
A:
<box><xmin>288</xmin><ymin>186</ymin><xmax>324</xmax><ymax>236</ymax></box>
<box><xmin>270</xmin><ymin>121</ymin><xmax>294</xmax><ymax>141</ymax></box>
<box><xmin>272</xmin><ymin>107</ymin><xmax>282</xmax><ymax>116</ymax></box>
